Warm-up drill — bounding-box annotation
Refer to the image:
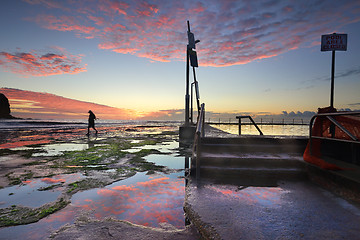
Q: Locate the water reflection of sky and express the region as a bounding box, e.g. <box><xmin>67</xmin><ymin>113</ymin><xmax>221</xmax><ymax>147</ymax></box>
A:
<box><xmin>146</xmin><ymin>154</ymin><xmax>185</xmax><ymax>169</ymax></box>
<box><xmin>207</xmin><ymin>185</ymin><xmax>289</xmax><ymax>207</ymax></box>
<box><xmin>72</xmin><ymin>171</ymin><xmax>185</xmax><ymax>228</ymax></box>
<box><xmin>0</xmin><ymin>173</ymin><xmax>83</xmax><ymax>208</ymax></box>
<box><xmin>0</xmin><ymin>171</ymin><xmax>186</xmax><ymax>240</ymax></box>
<box><xmin>125</xmin><ymin>140</ymin><xmax>178</xmax><ymax>154</ymax></box>
<box><xmin>0</xmin><ymin>124</ymin><xmax>186</xmax><ymax>239</ymax></box>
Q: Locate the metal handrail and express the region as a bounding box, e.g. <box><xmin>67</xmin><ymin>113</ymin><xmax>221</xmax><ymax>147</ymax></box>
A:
<box><xmin>192</xmin><ymin>103</ymin><xmax>205</xmax><ymax>179</ymax></box>
<box><xmin>236</xmin><ymin>116</ymin><xmax>263</xmax><ymax>135</ymax></box>
<box><xmin>196</xmin><ymin>103</ymin><xmax>205</xmax><ymax>138</ymax></box>
<box><xmin>309</xmin><ymin>111</ymin><xmax>360</xmax><ymax>156</ymax></box>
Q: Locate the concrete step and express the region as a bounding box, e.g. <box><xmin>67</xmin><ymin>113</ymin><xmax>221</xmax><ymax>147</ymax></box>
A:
<box><xmin>201</xmin><ymin>143</ymin><xmax>305</xmax><ymax>154</ymax></box>
<box><xmin>198</xmin><ymin>156</ymin><xmax>305</xmax><ymax>169</ymax></box>
<box><xmin>201</xmin><ymin>136</ymin><xmax>308</xmax><ymax>145</ymax></box>
<box><xmin>197</xmin><ymin>166</ymin><xmax>307</xmax><ymax>186</ymax></box>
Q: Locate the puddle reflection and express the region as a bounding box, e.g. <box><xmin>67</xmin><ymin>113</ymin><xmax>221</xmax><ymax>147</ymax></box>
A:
<box><xmin>0</xmin><ymin>173</ymin><xmax>83</xmax><ymax>208</ymax></box>
<box><xmin>32</xmin><ymin>143</ymin><xmax>89</xmax><ymax>156</ymax></box>
<box><xmin>146</xmin><ymin>154</ymin><xmax>184</xmax><ymax>169</ymax></box>
<box><xmin>72</xmin><ymin>172</ymin><xmax>185</xmax><ymax>228</ymax></box>
<box><xmin>207</xmin><ymin>185</ymin><xmax>289</xmax><ymax>207</ymax></box>
<box><xmin>125</xmin><ymin>140</ymin><xmax>178</xmax><ymax>154</ymax></box>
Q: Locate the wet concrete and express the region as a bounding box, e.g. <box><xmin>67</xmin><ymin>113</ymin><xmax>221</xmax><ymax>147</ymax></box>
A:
<box><xmin>184</xmin><ymin>125</ymin><xmax>360</xmax><ymax>239</ymax></box>
<box><xmin>185</xmin><ymin>177</ymin><xmax>360</xmax><ymax>240</ymax></box>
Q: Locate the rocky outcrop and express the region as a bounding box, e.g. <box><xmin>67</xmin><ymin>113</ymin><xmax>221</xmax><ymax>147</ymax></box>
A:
<box><xmin>0</xmin><ymin>93</ymin><xmax>15</xmax><ymax>119</ymax></box>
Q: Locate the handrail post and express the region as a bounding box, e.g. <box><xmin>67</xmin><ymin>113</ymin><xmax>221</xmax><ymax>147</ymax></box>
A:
<box><xmin>192</xmin><ymin>103</ymin><xmax>205</xmax><ymax>180</ymax></box>
<box><xmin>249</xmin><ymin>116</ymin><xmax>263</xmax><ymax>135</ymax></box>
<box><xmin>195</xmin><ymin>131</ymin><xmax>201</xmax><ymax>180</ymax></box>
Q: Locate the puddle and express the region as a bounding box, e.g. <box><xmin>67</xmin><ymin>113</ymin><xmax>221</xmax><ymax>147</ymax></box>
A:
<box><xmin>207</xmin><ymin>185</ymin><xmax>289</xmax><ymax>207</ymax></box>
<box><xmin>0</xmin><ymin>171</ymin><xmax>186</xmax><ymax>240</ymax></box>
<box><xmin>125</xmin><ymin>141</ymin><xmax>178</xmax><ymax>154</ymax></box>
<box><xmin>0</xmin><ymin>173</ymin><xmax>84</xmax><ymax>208</ymax></box>
<box><xmin>0</xmin><ymin>139</ymin><xmax>188</xmax><ymax>239</ymax></box>
<box><xmin>71</xmin><ymin>171</ymin><xmax>185</xmax><ymax>228</ymax></box>
<box><xmin>146</xmin><ymin>154</ymin><xmax>185</xmax><ymax>169</ymax></box>
<box><xmin>32</xmin><ymin>143</ymin><xmax>89</xmax><ymax>157</ymax></box>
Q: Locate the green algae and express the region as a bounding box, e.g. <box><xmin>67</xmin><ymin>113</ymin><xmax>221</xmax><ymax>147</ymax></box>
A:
<box><xmin>6</xmin><ymin>170</ymin><xmax>34</xmax><ymax>186</ymax></box>
<box><xmin>0</xmin><ymin>127</ymin><xmax>179</xmax><ymax>227</ymax></box>
<box><xmin>0</xmin><ymin>198</ymin><xmax>69</xmax><ymax>227</ymax></box>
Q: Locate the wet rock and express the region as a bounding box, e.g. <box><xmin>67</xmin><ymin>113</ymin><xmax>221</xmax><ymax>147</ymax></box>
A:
<box><xmin>48</xmin><ymin>216</ymin><xmax>201</xmax><ymax>240</ymax></box>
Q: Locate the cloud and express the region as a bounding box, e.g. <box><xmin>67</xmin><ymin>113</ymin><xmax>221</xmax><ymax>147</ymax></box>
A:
<box><xmin>297</xmin><ymin>65</ymin><xmax>360</xmax><ymax>91</ymax></box>
<box><xmin>348</xmin><ymin>103</ymin><xmax>360</xmax><ymax>107</ymax></box>
<box><xmin>0</xmin><ymin>88</ymin><xmax>139</xmax><ymax>119</ymax></box>
<box><xmin>0</xmin><ymin>48</ymin><xmax>86</xmax><ymax>76</ymax></box>
<box><xmin>335</xmin><ymin>66</ymin><xmax>360</xmax><ymax>79</ymax></box>
<box><xmin>25</xmin><ymin>0</ymin><xmax>360</xmax><ymax>67</ymax></box>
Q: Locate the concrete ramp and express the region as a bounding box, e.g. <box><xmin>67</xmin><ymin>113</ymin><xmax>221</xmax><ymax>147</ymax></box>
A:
<box><xmin>186</xmin><ymin>134</ymin><xmax>360</xmax><ymax>239</ymax></box>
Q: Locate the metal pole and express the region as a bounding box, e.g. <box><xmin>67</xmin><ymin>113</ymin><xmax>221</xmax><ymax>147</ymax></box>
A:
<box><xmin>192</xmin><ymin>67</ymin><xmax>201</xmax><ymax>113</ymax></box>
<box><xmin>190</xmin><ymin>82</ymin><xmax>194</xmax><ymax>123</ymax></box>
<box><xmin>185</xmin><ymin>21</ymin><xmax>191</xmax><ymax>126</ymax></box>
<box><xmin>185</xmin><ymin>47</ymin><xmax>190</xmax><ymax>126</ymax></box>
<box><xmin>330</xmin><ymin>50</ymin><xmax>336</xmax><ymax>137</ymax></box>
<box><xmin>330</xmin><ymin>50</ymin><xmax>335</xmax><ymax>108</ymax></box>
<box><xmin>238</xmin><ymin>118</ymin><xmax>242</xmax><ymax>135</ymax></box>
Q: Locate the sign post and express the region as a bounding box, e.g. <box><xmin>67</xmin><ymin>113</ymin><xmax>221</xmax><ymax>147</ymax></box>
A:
<box><xmin>180</xmin><ymin>21</ymin><xmax>200</xmax><ymax>143</ymax></box>
<box><xmin>185</xmin><ymin>21</ymin><xmax>200</xmax><ymax>125</ymax></box>
<box><xmin>321</xmin><ymin>33</ymin><xmax>347</xmax><ymax>108</ymax></box>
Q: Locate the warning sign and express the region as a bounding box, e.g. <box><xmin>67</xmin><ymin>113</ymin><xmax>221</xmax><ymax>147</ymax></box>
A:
<box><xmin>321</xmin><ymin>33</ymin><xmax>347</xmax><ymax>51</ymax></box>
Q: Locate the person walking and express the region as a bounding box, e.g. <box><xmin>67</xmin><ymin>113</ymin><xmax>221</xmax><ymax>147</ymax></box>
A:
<box><xmin>87</xmin><ymin>110</ymin><xmax>98</xmax><ymax>135</ymax></box>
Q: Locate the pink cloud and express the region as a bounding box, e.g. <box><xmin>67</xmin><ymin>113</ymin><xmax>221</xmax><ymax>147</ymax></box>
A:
<box><xmin>0</xmin><ymin>48</ymin><xmax>86</xmax><ymax>77</ymax></box>
<box><xmin>32</xmin><ymin>15</ymin><xmax>98</xmax><ymax>38</ymax></box>
<box><xmin>0</xmin><ymin>88</ymin><xmax>139</xmax><ymax>120</ymax></box>
<box><xmin>21</xmin><ymin>0</ymin><xmax>360</xmax><ymax>67</ymax></box>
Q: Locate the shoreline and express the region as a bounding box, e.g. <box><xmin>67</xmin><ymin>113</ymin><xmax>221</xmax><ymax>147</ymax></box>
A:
<box><xmin>0</xmin><ymin>123</ymin><xmax>202</xmax><ymax>239</ymax></box>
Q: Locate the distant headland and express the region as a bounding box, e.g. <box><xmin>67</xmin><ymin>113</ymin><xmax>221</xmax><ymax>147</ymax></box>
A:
<box><xmin>0</xmin><ymin>93</ymin><xmax>17</xmax><ymax>119</ymax></box>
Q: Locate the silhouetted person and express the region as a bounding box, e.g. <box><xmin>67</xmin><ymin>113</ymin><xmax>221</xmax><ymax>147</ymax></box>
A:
<box><xmin>87</xmin><ymin>110</ymin><xmax>98</xmax><ymax>135</ymax></box>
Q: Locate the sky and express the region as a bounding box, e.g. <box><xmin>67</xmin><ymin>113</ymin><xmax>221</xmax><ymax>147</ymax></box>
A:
<box><xmin>0</xmin><ymin>0</ymin><xmax>359</xmax><ymax>120</ymax></box>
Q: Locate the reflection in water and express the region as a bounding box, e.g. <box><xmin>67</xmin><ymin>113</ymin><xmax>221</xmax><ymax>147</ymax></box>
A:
<box><xmin>207</xmin><ymin>184</ymin><xmax>289</xmax><ymax>207</ymax></box>
<box><xmin>0</xmin><ymin>173</ymin><xmax>83</xmax><ymax>208</ymax></box>
<box><xmin>32</xmin><ymin>143</ymin><xmax>89</xmax><ymax>156</ymax></box>
<box><xmin>72</xmin><ymin>172</ymin><xmax>185</xmax><ymax>228</ymax></box>
<box><xmin>212</xmin><ymin>124</ymin><xmax>308</xmax><ymax>136</ymax></box>
<box><xmin>146</xmin><ymin>154</ymin><xmax>184</xmax><ymax>169</ymax></box>
<box><xmin>125</xmin><ymin>141</ymin><xmax>178</xmax><ymax>154</ymax></box>
<box><xmin>0</xmin><ymin>124</ymin><xmax>187</xmax><ymax>239</ymax></box>
<box><xmin>0</xmin><ymin>168</ymin><xmax>186</xmax><ymax>240</ymax></box>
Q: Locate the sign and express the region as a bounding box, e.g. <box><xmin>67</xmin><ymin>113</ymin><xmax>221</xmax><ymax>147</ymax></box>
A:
<box><xmin>321</xmin><ymin>33</ymin><xmax>347</xmax><ymax>51</ymax></box>
<box><xmin>189</xmin><ymin>49</ymin><xmax>198</xmax><ymax>67</ymax></box>
<box><xmin>188</xmin><ymin>31</ymin><xmax>196</xmax><ymax>49</ymax></box>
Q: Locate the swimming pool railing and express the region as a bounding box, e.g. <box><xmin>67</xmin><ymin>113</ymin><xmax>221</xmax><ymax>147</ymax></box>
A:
<box><xmin>309</xmin><ymin>111</ymin><xmax>360</xmax><ymax>164</ymax></box>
